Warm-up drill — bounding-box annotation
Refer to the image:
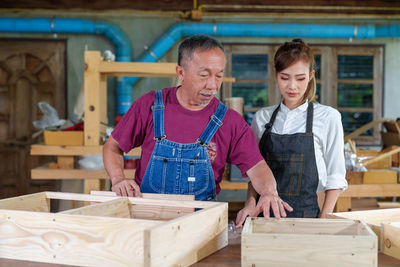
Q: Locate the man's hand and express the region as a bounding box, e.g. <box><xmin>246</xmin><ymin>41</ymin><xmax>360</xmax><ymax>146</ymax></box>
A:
<box><xmin>255</xmin><ymin>193</ymin><xmax>293</xmax><ymax>219</ymax></box>
<box><xmin>111</xmin><ymin>178</ymin><xmax>142</xmax><ymax>197</ymax></box>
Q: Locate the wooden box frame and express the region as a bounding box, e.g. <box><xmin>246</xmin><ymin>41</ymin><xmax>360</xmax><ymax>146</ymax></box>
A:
<box><xmin>0</xmin><ymin>192</ymin><xmax>228</xmax><ymax>266</ymax></box>
<box><xmin>241</xmin><ymin>217</ymin><xmax>377</xmax><ymax>267</ymax></box>
<box><xmin>329</xmin><ymin>208</ymin><xmax>400</xmax><ymax>259</ymax></box>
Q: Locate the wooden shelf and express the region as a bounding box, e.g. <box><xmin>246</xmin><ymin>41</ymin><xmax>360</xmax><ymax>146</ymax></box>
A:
<box><xmin>30</xmin><ymin>144</ymin><xmax>141</xmax><ymax>156</ymax></box>
<box><xmin>31</xmin><ymin>163</ymin><xmax>135</xmax><ymax>179</ymax></box>
<box><xmin>340</xmin><ymin>184</ymin><xmax>400</xmax><ymax>197</ymax></box>
<box><xmin>220</xmin><ymin>181</ymin><xmax>248</xmax><ymax>190</ymax></box>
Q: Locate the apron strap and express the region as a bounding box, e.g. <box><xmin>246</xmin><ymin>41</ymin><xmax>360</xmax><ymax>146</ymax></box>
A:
<box><xmin>152</xmin><ymin>90</ymin><xmax>165</xmax><ymax>140</ymax></box>
<box><xmin>305</xmin><ymin>102</ymin><xmax>314</xmax><ymax>134</ymax></box>
<box><xmin>198</xmin><ymin>102</ymin><xmax>228</xmax><ymax>146</ymax></box>
<box><xmin>264</xmin><ymin>104</ymin><xmax>280</xmax><ymax>133</ymax></box>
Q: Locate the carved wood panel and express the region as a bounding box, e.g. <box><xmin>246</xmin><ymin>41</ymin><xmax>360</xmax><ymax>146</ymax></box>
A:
<box><xmin>0</xmin><ymin>39</ymin><xmax>66</xmax><ymax>198</ymax></box>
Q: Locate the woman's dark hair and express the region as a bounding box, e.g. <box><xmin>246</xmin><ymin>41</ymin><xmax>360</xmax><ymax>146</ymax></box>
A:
<box><xmin>274</xmin><ymin>38</ymin><xmax>316</xmax><ymax>103</ymax></box>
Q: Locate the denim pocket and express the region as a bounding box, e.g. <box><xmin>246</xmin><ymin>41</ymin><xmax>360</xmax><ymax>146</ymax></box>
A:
<box><xmin>181</xmin><ymin>159</ymin><xmax>209</xmax><ymax>196</ymax></box>
<box><xmin>148</xmin><ymin>156</ymin><xmax>177</xmax><ymax>193</ymax></box>
<box><xmin>267</xmin><ymin>153</ymin><xmax>304</xmax><ymax>197</ymax></box>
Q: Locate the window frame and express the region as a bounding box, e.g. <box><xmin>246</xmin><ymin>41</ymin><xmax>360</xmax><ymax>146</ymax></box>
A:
<box><xmin>223</xmin><ymin>43</ymin><xmax>384</xmax><ymax>145</ymax></box>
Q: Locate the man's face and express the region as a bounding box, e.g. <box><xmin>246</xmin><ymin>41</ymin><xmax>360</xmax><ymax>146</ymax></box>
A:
<box><xmin>177</xmin><ymin>48</ymin><xmax>226</xmax><ymax>107</ymax></box>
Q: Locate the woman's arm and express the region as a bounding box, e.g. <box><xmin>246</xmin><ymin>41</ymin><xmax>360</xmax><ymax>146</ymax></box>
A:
<box><xmin>319</xmin><ymin>189</ymin><xmax>341</xmax><ymax>218</ymax></box>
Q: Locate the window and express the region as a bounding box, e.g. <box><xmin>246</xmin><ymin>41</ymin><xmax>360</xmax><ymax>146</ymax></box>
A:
<box><xmin>223</xmin><ymin>44</ymin><xmax>383</xmax><ymax>145</ymax></box>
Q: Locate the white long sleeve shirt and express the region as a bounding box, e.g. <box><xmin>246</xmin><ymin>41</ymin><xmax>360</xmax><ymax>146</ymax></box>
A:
<box><xmin>251</xmin><ymin>101</ymin><xmax>348</xmax><ymax>193</ymax></box>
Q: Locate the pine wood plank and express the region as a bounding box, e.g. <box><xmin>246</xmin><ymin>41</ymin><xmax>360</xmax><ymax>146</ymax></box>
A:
<box><xmin>242</xmin><ymin>218</ymin><xmax>377</xmax><ymax>267</ymax></box>
<box><xmin>31</xmin><ymin>163</ymin><xmax>135</xmax><ymax>179</ymax></box>
<box><xmin>329</xmin><ymin>208</ymin><xmax>400</xmax><ymax>252</ymax></box>
<box><xmin>382</xmin><ymin>222</ymin><xmax>400</xmax><ymax>260</ymax></box>
<box><xmin>144</xmin><ymin>202</ymin><xmax>228</xmax><ymax>267</ymax></box>
<box><xmin>30</xmin><ymin>145</ymin><xmax>141</xmax><ymax>156</ymax></box>
<box><xmin>60</xmin><ymin>198</ymin><xmax>131</xmax><ymax>218</ymax></box>
<box><xmin>340</xmin><ymin>184</ymin><xmax>400</xmax><ymax>197</ymax></box>
<box><xmin>0</xmin><ymin>192</ymin><xmax>49</xmax><ymax>212</ymax></box>
<box><xmin>0</xmin><ymin>209</ymin><xmax>160</xmax><ymax>267</ymax></box>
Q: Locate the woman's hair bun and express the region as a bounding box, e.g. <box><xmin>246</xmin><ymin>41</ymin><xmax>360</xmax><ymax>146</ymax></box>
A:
<box><xmin>292</xmin><ymin>38</ymin><xmax>305</xmax><ymax>44</ymax></box>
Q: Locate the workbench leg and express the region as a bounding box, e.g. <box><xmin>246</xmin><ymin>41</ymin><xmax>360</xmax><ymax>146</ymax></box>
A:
<box><xmin>335</xmin><ymin>197</ymin><xmax>352</xmax><ymax>212</ymax></box>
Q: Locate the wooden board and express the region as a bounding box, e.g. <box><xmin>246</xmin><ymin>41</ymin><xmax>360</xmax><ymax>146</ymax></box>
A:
<box><xmin>382</xmin><ymin>222</ymin><xmax>400</xmax><ymax>260</ymax></box>
<box><xmin>329</xmin><ymin>208</ymin><xmax>400</xmax><ymax>256</ymax></box>
<box><xmin>0</xmin><ymin>191</ymin><xmax>228</xmax><ymax>267</ymax></box>
<box><xmin>363</xmin><ymin>170</ymin><xmax>398</xmax><ymax>184</ymax></box>
<box><xmin>31</xmin><ymin>163</ymin><xmax>135</xmax><ymax>179</ymax></box>
<box><xmin>241</xmin><ymin>217</ymin><xmax>377</xmax><ymax>267</ymax></box>
<box><xmin>30</xmin><ymin>145</ymin><xmax>142</xmax><ymax>156</ymax></box>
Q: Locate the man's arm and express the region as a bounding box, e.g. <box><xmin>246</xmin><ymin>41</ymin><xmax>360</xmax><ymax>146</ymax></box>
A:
<box><xmin>246</xmin><ymin>160</ymin><xmax>293</xmax><ymax>218</ymax></box>
<box><xmin>103</xmin><ymin>136</ymin><xmax>141</xmax><ymax>197</ymax></box>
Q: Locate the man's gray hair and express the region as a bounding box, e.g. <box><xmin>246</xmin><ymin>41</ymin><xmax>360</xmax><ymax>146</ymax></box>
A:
<box><xmin>178</xmin><ymin>34</ymin><xmax>224</xmax><ymax>67</ymax></box>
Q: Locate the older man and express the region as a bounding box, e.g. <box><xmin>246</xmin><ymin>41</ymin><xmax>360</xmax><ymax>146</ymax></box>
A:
<box><xmin>103</xmin><ymin>34</ymin><xmax>292</xmax><ymax>219</ymax></box>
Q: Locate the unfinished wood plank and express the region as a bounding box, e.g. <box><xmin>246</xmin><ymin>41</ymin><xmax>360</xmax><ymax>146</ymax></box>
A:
<box><xmin>220</xmin><ymin>181</ymin><xmax>248</xmax><ymax>190</ymax></box>
<box><xmin>30</xmin><ymin>145</ymin><xmax>141</xmax><ymax>156</ymax></box>
<box><xmin>60</xmin><ymin>198</ymin><xmax>131</xmax><ymax>218</ymax></box>
<box><xmin>329</xmin><ymin>208</ymin><xmax>400</xmax><ymax>252</ymax></box>
<box><xmin>378</xmin><ymin>202</ymin><xmax>400</xmax><ymax>209</ymax></box>
<box><xmin>84</xmin><ymin>50</ymin><xmax>102</xmax><ymax>146</ymax></box>
<box><xmin>89</xmin><ymin>192</ymin><xmax>195</xmax><ymax>220</ymax></box>
<box><xmin>340</xmin><ymin>184</ymin><xmax>400</xmax><ymax>197</ymax></box>
<box><xmin>0</xmin><ymin>192</ymin><xmax>49</xmax><ymax>212</ymax></box>
<box><xmin>44</xmin><ymin>192</ymin><xmax>216</xmax><ymax>209</ymax></box>
<box><xmin>363</xmin><ymin>170</ymin><xmax>398</xmax><ymax>184</ymax></box>
<box><xmin>382</xmin><ymin>222</ymin><xmax>400</xmax><ymax>260</ymax></box>
<box><xmin>90</xmin><ymin>191</ymin><xmax>194</xmax><ymax>201</ymax></box>
<box><xmin>31</xmin><ymin>164</ymin><xmax>135</xmax><ymax>179</ymax></box>
<box><xmin>0</xmin><ymin>209</ymin><xmax>161</xmax><ymax>267</ymax></box>
<box><xmin>144</xmin><ymin>202</ymin><xmax>228</xmax><ymax>267</ymax></box>
<box><xmin>242</xmin><ymin>218</ymin><xmax>377</xmax><ymax>267</ymax></box>
<box><xmin>99</xmin><ymin>61</ymin><xmax>177</xmax><ymax>77</ymax></box>
<box><xmin>251</xmin><ymin>218</ymin><xmax>361</xmax><ymax>236</ymax></box>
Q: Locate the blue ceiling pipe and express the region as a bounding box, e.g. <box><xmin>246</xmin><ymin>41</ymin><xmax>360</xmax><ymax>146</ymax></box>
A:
<box><xmin>2</xmin><ymin>19</ymin><xmax>400</xmax><ymax>115</ymax></box>
<box><xmin>124</xmin><ymin>22</ymin><xmax>400</xmax><ymax>114</ymax></box>
<box><xmin>0</xmin><ymin>17</ymin><xmax>132</xmax><ymax>115</ymax></box>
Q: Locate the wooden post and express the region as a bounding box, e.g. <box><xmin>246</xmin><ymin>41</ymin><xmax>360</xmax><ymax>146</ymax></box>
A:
<box><xmin>84</xmin><ymin>51</ymin><xmax>103</xmax><ymax>193</ymax></box>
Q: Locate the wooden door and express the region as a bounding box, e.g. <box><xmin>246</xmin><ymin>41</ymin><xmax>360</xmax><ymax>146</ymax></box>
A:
<box><xmin>0</xmin><ymin>39</ymin><xmax>66</xmax><ymax>199</ymax></box>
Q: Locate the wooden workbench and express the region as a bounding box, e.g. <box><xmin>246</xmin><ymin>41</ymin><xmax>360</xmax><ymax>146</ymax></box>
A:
<box><xmin>1</xmin><ymin>230</ymin><xmax>399</xmax><ymax>267</ymax></box>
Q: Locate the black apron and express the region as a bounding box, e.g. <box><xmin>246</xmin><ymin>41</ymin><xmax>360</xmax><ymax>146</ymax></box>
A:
<box><xmin>258</xmin><ymin>102</ymin><xmax>320</xmax><ymax>218</ymax></box>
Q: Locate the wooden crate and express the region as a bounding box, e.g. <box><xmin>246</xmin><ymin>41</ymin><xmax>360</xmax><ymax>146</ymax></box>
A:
<box><xmin>0</xmin><ymin>192</ymin><xmax>228</xmax><ymax>267</ymax></box>
<box><xmin>329</xmin><ymin>208</ymin><xmax>400</xmax><ymax>259</ymax></box>
<box><xmin>241</xmin><ymin>217</ymin><xmax>377</xmax><ymax>267</ymax></box>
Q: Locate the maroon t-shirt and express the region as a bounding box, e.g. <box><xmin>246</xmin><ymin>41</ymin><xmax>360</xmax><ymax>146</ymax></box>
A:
<box><xmin>112</xmin><ymin>86</ymin><xmax>263</xmax><ymax>194</ymax></box>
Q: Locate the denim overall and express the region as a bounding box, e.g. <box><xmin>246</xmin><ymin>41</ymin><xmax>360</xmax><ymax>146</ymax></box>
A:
<box><xmin>140</xmin><ymin>90</ymin><xmax>228</xmax><ymax>201</ymax></box>
<box><xmin>259</xmin><ymin>102</ymin><xmax>320</xmax><ymax>217</ymax></box>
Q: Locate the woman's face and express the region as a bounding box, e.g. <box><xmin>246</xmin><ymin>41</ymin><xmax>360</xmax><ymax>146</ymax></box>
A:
<box><xmin>276</xmin><ymin>60</ymin><xmax>314</xmax><ymax>110</ymax></box>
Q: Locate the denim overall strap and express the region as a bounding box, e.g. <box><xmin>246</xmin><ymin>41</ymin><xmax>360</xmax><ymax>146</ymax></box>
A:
<box><xmin>305</xmin><ymin>102</ymin><xmax>314</xmax><ymax>134</ymax></box>
<box><xmin>152</xmin><ymin>90</ymin><xmax>165</xmax><ymax>139</ymax></box>
<box><xmin>198</xmin><ymin>102</ymin><xmax>228</xmax><ymax>145</ymax></box>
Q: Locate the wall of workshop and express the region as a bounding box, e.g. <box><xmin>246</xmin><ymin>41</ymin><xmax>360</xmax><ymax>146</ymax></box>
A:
<box><xmin>1</xmin><ymin>11</ymin><xmax>399</xmax><ymax>123</ymax></box>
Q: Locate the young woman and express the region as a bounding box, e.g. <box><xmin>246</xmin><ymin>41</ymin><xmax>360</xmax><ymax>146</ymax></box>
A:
<box><xmin>236</xmin><ymin>39</ymin><xmax>347</xmax><ymax>227</ymax></box>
